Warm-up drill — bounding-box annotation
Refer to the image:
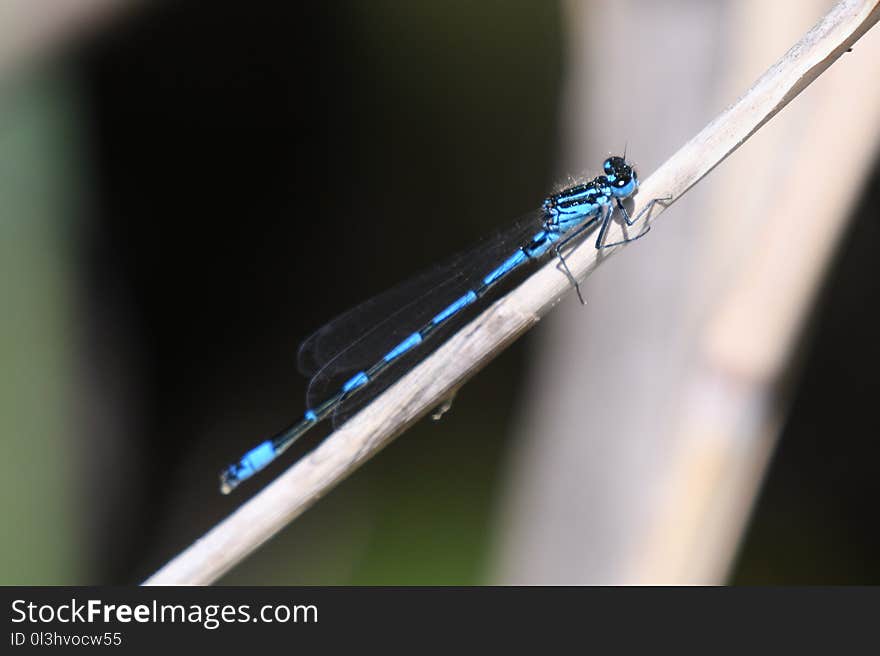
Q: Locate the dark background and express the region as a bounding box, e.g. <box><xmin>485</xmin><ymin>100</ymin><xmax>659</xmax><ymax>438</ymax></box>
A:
<box><xmin>77</xmin><ymin>0</ymin><xmax>562</xmax><ymax>584</ymax></box>
<box><xmin>3</xmin><ymin>1</ymin><xmax>878</xmax><ymax>584</ymax></box>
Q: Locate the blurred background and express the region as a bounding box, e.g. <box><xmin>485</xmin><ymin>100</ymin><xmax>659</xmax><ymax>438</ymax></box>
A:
<box><xmin>1</xmin><ymin>0</ymin><xmax>878</xmax><ymax>585</ymax></box>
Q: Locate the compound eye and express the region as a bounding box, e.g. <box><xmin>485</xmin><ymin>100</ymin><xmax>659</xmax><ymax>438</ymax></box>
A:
<box><xmin>603</xmin><ymin>156</ymin><xmax>623</xmax><ymax>174</ymax></box>
<box><xmin>606</xmin><ymin>155</ymin><xmax>626</xmax><ymax>171</ymax></box>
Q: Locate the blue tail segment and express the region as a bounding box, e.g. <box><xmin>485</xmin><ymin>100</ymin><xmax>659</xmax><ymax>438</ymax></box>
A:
<box><xmin>342</xmin><ymin>371</ymin><xmax>369</xmax><ymax>393</ymax></box>
<box><xmin>220</xmin><ymin>155</ymin><xmax>649</xmax><ymax>493</ymax></box>
<box><xmin>384</xmin><ymin>332</ymin><xmax>423</xmax><ymax>362</ymax></box>
<box><xmin>483</xmin><ymin>250</ymin><xmax>528</xmax><ymax>286</ymax></box>
<box><xmin>432</xmin><ymin>291</ymin><xmax>478</xmax><ymax>324</ymax></box>
<box><xmin>219</xmin><ymin>440</ymin><xmax>276</xmax><ymax>494</ymax></box>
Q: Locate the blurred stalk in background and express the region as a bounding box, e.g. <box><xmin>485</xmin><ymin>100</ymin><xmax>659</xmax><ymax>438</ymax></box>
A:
<box><xmin>493</xmin><ymin>0</ymin><xmax>880</xmax><ymax>583</ymax></box>
<box><xmin>0</xmin><ymin>0</ymin><xmax>134</xmax><ymax>587</ymax></box>
<box><xmin>0</xmin><ymin>70</ymin><xmax>84</xmax><ymax>583</ymax></box>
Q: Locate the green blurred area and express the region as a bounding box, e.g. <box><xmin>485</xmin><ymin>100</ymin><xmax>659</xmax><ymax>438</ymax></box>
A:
<box><xmin>0</xmin><ymin>70</ymin><xmax>83</xmax><ymax>583</ymax></box>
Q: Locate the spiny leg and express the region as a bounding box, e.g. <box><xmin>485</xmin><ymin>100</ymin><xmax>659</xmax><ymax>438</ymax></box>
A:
<box><xmin>556</xmin><ymin>253</ymin><xmax>585</xmax><ymax>305</ymax></box>
<box><xmin>553</xmin><ymin>242</ymin><xmax>584</xmax><ymax>305</ymax></box>
<box><xmin>552</xmin><ymin>210</ymin><xmax>604</xmax><ymax>305</ymax></box>
<box><xmin>617</xmin><ymin>194</ymin><xmax>671</xmax><ymax>225</ymax></box>
<box><xmin>594</xmin><ymin>201</ymin><xmax>615</xmax><ymax>250</ymax></box>
<box><xmin>597</xmin><ymin>195</ymin><xmax>671</xmax><ymax>249</ymax></box>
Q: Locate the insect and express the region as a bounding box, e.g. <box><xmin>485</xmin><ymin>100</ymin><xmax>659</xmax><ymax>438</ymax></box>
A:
<box><xmin>220</xmin><ymin>155</ymin><xmax>664</xmax><ymax>493</ymax></box>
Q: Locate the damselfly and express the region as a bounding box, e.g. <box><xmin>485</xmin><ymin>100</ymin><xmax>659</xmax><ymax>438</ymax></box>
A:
<box><xmin>220</xmin><ymin>155</ymin><xmax>662</xmax><ymax>493</ymax></box>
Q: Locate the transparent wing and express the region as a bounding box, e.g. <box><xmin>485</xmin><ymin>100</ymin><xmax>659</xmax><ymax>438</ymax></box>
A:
<box><xmin>296</xmin><ymin>209</ymin><xmax>547</xmax><ymax>425</ymax></box>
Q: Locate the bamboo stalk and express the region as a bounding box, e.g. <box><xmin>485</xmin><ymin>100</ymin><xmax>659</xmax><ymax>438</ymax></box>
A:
<box><xmin>628</xmin><ymin>7</ymin><xmax>880</xmax><ymax>582</ymax></box>
<box><xmin>144</xmin><ymin>0</ymin><xmax>880</xmax><ymax>585</ymax></box>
